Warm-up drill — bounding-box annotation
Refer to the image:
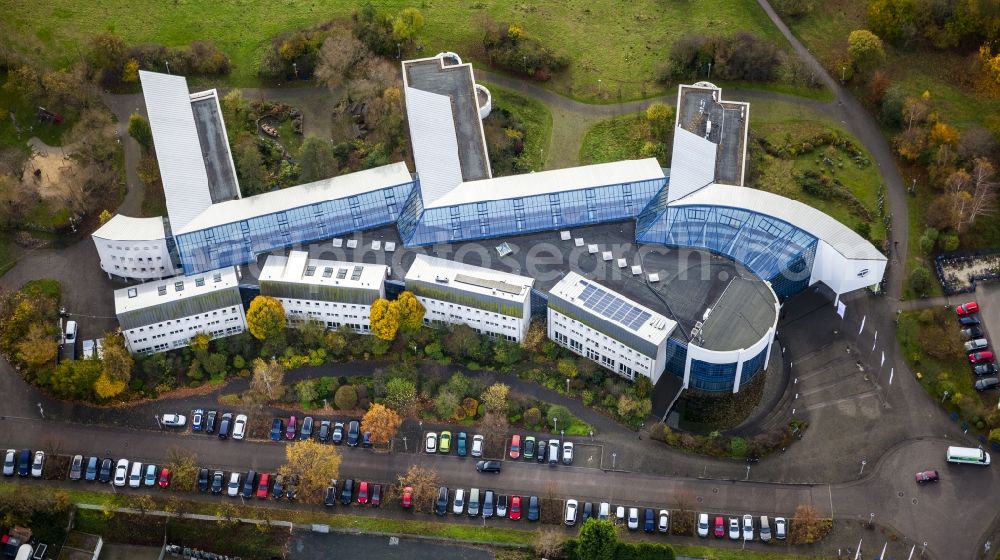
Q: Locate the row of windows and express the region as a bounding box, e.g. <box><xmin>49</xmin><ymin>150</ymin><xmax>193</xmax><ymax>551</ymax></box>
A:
<box><xmin>127</xmin><ymin>307</ymin><xmax>240</xmax><ymax>335</ymax></box>
<box><xmin>110</xmin><ymin>255</ymin><xmax>163</xmax><ymax>263</ymax></box>
<box><xmin>551</xmin><ymin>314</ymin><xmax>651</xmax><ymax>364</ymax></box>
<box><xmin>550</xmin><ymin>323</ymin><xmax>651</xmax><ymax>381</ymax></box>
<box><xmin>106</xmin><ymin>244</ymin><xmax>161</xmax><ymax>252</ymax></box>
<box><xmin>423</xmin><ymin>317</ymin><xmax>519</xmax><ymax>342</ymax></box>
<box><xmin>133</xmin><ymin>325</ymin><xmax>244</xmax><ymax>354</ymax></box>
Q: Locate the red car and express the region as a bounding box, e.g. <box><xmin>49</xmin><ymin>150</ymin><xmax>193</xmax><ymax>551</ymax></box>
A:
<box><xmin>714</xmin><ymin>516</ymin><xmax>725</xmax><ymax>538</ymax></box>
<box><xmin>509</xmin><ymin>435</ymin><xmax>521</xmax><ymax>460</ymax></box>
<box><xmin>957</xmin><ymin>301</ymin><xmax>980</xmax><ymax>315</ymax></box>
<box><xmin>357</xmin><ymin>481</ymin><xmax>369</xmax><ymax>504</ymax></box>
<box><xmin>970</xmin><ymin>351</ymin><xmax>995</xmax><ymax>363</ymax></box>
<box><xmin>157</xmin><ymin>467</ymin><xmax>171</xmax><ymax>488</ymax></box>
<box><xmin>915</xmin><ymin>470</ymin><xmax>939</xmax><ymax>484</ymax></box>
<box><xmin>509</xmin><ymin>495</ymin><xmax>522</xmax><ymax>521</ymax></box>
<box><xmin>256</xmin><ymin>473</ymin><xmax>270</xmax><ymax>499</ymax></box>
<box><xmin>285</xmin><ymin>416</ymin><xmax>297</xmax><ymax>440</ymax></box>
<box><xmin>401</xmin><ymin>486</ymin><xmax>413</xmax><ymax>509</ymax></box>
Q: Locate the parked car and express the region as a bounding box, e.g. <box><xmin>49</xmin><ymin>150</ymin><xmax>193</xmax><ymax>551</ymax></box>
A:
<box><xmin>775</xmin><ymin>517</ymin><xmax>787</xmax><ymax>540</ymax></box>
<box><xmin>271</xmin><ymin>475</ymin><xmax>285</xmax><ymax>500</ymax></box>
<box><xmin>658</xmin><ymin>510</ymin><xmax>670</xmax><ymax>533</ymax></box>
<box><xmin>286</xmin><ymin>474</ymin><xmax>299</xmax><ymax>501</ymax></box>
<box><xmin>760</xmin><ymin>516</ymin><xmax>771</xmax><ymax>542</ymax></box>
<box><xmin>627</xmin><ymin>507</ymin><xmax>639</xmax><ymax>531</ymax></box>
<box><xmin>324</xmin><ymin>485</ymin><xmax>336</xmax><ymax>507</ymax></box>
<box><xmin>143</xmin><ymin>463</ymin><xmax>157</xmax><ymax>486</ymax></box>
<box><xmin>3</xmin><ymin>449</ymin><xmax>15</xmax><ymax>477</ymax></box>
<box><xmin>457</xmin><ymin>431</ymin><xmax>468</xmax><ymax>457</ymax></box>
<box><xmin>113</xmin><ymin>459</ymin><xmax>129</xmax><ymax>487</ymax></box>
<box><xmin>523</xmin><ymin>436</ymin><xmax>535</xmax><ymax>460</ymax></box>
<box><xmin>467</xmin><ymin>488</ymin><xmax>480</xmax><ymax>517</ymax></box>
<box><xmin>332</xmin><ymin>422</ymin><xmax>344</xmax><ymax>445</ymax></box>
<box><xmin>527</xmin><ymin>495</ymin><xmax>540</xmax><ymax>522</ymax></box>
<box><xmin>285</xmin><ymin>416</ymin><xmax>297</xmax><ymax>440</ymax></box>
<box><xmin>644</xmin><ymin>508</ymin><xmax>656</xmax><ymax>533</ymax></box>
<box><xmin>241</xmin><ymin>471</ymin><xmax>256</xmax><ymax>499</ymax></box>
<box><xmin>99</xmin><ymin>458</ymin><xmax>113</xmax><ymax>483</ymax></box>
<box><xmin>959</xmin><ymin>315</ymin><xmax>982</xmax><ymax>326</ymax></box>
<box><xmin>357</xmin><ymin>481</ymin><xmax>369</xmax><ymax>504</ymax></box>
<box><xmin>68</xmin><ymin>455</ymin><xmax>83</xmax><ymax>481</ymax></box>
<box><xmin>158</xmin><ymin>467</ymin><xmax>171</xmax><ymax>488</ymax></box>
<box><xmin>697</xmin><ymin>513</ymin><xmax>709</xmax><ymax>537</ymax></box>
<box><xmin>205</xmin><ymin>410</ymin><xmax>217</xmax><ymax>434</ymax></box>
<box><xmin>476</xmin><ymin>460</ymin><xmax>502</xmax><ymax>473</ymax></box>
<box><xmin>581</xmin><ymin>501</ymin><xmax>593</xmax><ymax>523</ymax></box>
<box><xmin>957</xmin><ymin>301</ymin><xmax>980</xmax><ymax>315</ymax></box>
<box><xmin>300</xmin><ymin>416</ymin><xmax>314</xmax><ymax>440</ymax></box>
<box><xmin>742</xmin><ymin>514</ymin><xmax>754</xmax><ymax>540</ymax></box>
<box><xmin>564</xmin><ymin>499</ymin><xmax>578</xmax><ymax>526</ymax></box>
<box><xmin>548</xmin><ymin>439</ymin><xmax>560</xmax><ymax>466</ymax></box>
<box><xmin>509</xmin><ymin>495</ymin><xmax>522</xmax><ymax>520</ymax></box>
<box><xmin>340</xmin><ymin>479</ymin><xmax>354</xmax><ymax>505</ymax></box>
<box><xmin>961</xmin><ymin>327</ymin><xmax>984</xmax><ymax>339</ymax></box>
<box><xmin>218</xmin><ymin>412</ymin><xmax>233</xmax><ymax>439</ymax></box>
<box><xmin>270</xmin><ymin>418</ymin><xmax>283</xmax><ymax>441</ymax></box>
<box><xmin>714</xmin><ymin>516</ymin><xmax>726</xmax><ymax>538</ymax></box>
<box><xmin>483</xmin><ymin>490</ymin><xmax>495</xmax><ymax>518</ymax></box>
<box><xmin>84</xmin><ymin>456</ymin><xmax>99</xmax><ymax>482</ymax></box>
<box><xmin>232</xmin><ymin>414</ymin><xmax>248</xmax><ymax>440</ymax></box>
<box><xmin>615</xmin><ymin>506</ymin><xmax>626</xmax><ymax>525</ymax></box>
<box><xmin>362</xmin><ymin>432</ymin><xmax>372</xmax><ymax>448</ymax></box>
<box><xmin>562</xmin><ymin>441</ymin><xmax>574</xmax><ymax>465</ymax></box>
<box><xmin>435</xmin><ymin>487</ymin><xmax>449</xmax><ymax>516</ymax></box>
<box><xmin>197</xmin><ymin>468</ymin><xmax>209</xmax><ymax>492</ymax></box>
<box><xmin>318</xmin><ymin>420</ymin><xmax>331</xmax><ymax>442</ymax></box>
<box><xmin>976</xmin><ymin>377</ymin><xmax>1000</xmax><ymax>391</ymax></box>
<box><xmin>211</xmin><ymin>471</ymin><xmax>224</xmax><ymax>494</ymax></box>
<box><xmin>452</xmin><ymin>488</ymin><xmax>465</xmax><ymax>515</ymax></box>
<box><xmin>598</xmin><ymin>502</ymin><xmax>611</xmax><ymax>520</ymax></box>
<box><xmin>471</xmin><ymin>434</ymin><xmax>484</xmax><ymax>457</ymax></box>
<box><xmin>536</xmin><ymin>439</ymin><xmax>548</xmax><ymax>463</ymax></box>
<box><xmin>974</xmin><ymin>363</ymin><xmax>999</xmax><ymax>376</ymax></box>
<box><xmin>31</xmin><ymin>451</ymin><xmax>45</xmax><ymax>478</ymax></box>
<box><xmin>16</xmin><ymin>449</ymin><xmax>30</xmax><ymax>477</ymax></box>
<box><xmin>425</xmin><ymin>432</ymin><xmax>438</xmax><ymax>453</ymax></box>
<box><xmin>970</xmin><ymin>351</ymin><xmax>994</xmax><ymax>363</ymax></box>
<box><xmin>497</xmin><ymin>494</ymin><xmax>509</xmax><ymax>518</ymax></box>
<box><xmin>161</xmin><ymin>413</ymin><xmax>186</xmax><ymax>427</ymax></box>
<box><xmin>256</xmin><ymin>473</ymin><xmax>269</xmax><ymax>498</ymax></box>
<box><xmin>401</xmin><ymin>486</ymin><xmax>413</xmax><ymax>509</ymax></box>
<box><xmin>439</xmin><ymin>431</ymin><xmax>452</xmax><ymax>454</ymax></box>
<box><xmin>728</xmin><ymin>517</ymin><xmax>740</xmax><ymax>540</ymax></box>
<box><xmin>192</xmin><ymin>409</ymin><xmax>204</xmax><ymax>432</ymax></box>
<box><xmin>347</xmin><ymin>420</ymin><xmax>360</xmax><ymax>447</ymax></box>
<box><xmin>915</xmin><ymin>470</ymin><xmax>940</xmax><ymax>483</ymax></box>
<box><xmin>509</xmin><ymin>435</ymin><xmax>521</xmax><ymax>459</ymax></box>
<box><xmin>965</xmin><ymin>338</ymin><xmax>989</xmax><ymax>352</ymax></box>
<box><xmin>227</xmin><ymin>472</ymin><xmax>241</xmax><ymax>497</ymax></box>
<box><xmin>128</xmin><ymin>460</ymin><xmax>142</xmax><ymax>488</ymax></box>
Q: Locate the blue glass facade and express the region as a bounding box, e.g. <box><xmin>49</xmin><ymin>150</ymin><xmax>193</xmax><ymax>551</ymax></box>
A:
<box><xmin>635</xmin><ymin>204</ymin><xmax>818</xmax><ymax>299</ymax></box>
<box><xmin>689</xmin><ymin>359</ymin><xmax>738</xmax><ymax>393</ymax></box>
<box><xmin>401</xmin><ymin>178</ymin><xmax>667</xmax><ymax>246</ymax></box>
<box><xmin>664</xmin><ymin>336</ymin><xmax>688</xmax><ymax>381</ymax></box>
<box><xmin>175</xmin><ymin>182</ymin><xmax>415</xmax><ymax>274</ymax></box>
<box><xmin>740</xmin><ymin>345</ymin><xmax>768</xmax><ymax>385</ymax></box>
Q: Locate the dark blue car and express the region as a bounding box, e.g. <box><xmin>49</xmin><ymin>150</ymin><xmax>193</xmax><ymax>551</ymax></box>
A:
<box><xmin>270</xmin><ymin>418</ymin><xmax>283</xmax><ymax>442</ymax></box>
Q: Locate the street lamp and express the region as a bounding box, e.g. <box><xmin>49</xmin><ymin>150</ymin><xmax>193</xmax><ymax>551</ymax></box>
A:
<box><xmin>565</xmin><ymin>378</ymin><xmax>570</xmax><ymax>394</ymax></box>
<box><xmin>942</xmin><ymin>390</ymin><xmax>950</xmax><ymax>404</ymax></box>
<box><xmin>154</xmin><ymin>415</ymin><xmax>161</xmax><ymax>430</ymax></box>
<box><xmin>868</xmin><ymin>512</ymin><xmax>875</xmax><ymax>528</ymax></box>
<box><xmin>859</xmin><ymin>458</ymin><xmax>867</xmax><ymax>476</ymax></box>
<box><xmin>397</xmin><ymin>43</ymin><xmax>401</xmax><ymax>59</ymax></box>
<box><xmin>292</xmin><ymin>62</ymin><xmax>298</xmax><ymax>79</ymax></box>
<box><xmin>36</xmin><ymin>402</ymin><xmax>44</xmax><ymax>419</ymax></box>
<box><xmin>745</xmin><ymin>465</ymin><xmax>750</xmax><ymax>480</ymax></box>
<box><xmin>611</xmin><ymin>452</ymin><xmax>617</xmax><ymax>470</ymax></box>
<box><xmin>552</xmin><ymin>417</ymin><xmax>558</xmax><ymax>433</ymax></box>
<box><xmin>165</xmin><ymin>61</ymin><xmax>170</xmax><ymax>75</ymax></box>
<box><xmin>402</xmin><ymin>436</ymin><xmax>408</xmax><ymax>452</ymax></box>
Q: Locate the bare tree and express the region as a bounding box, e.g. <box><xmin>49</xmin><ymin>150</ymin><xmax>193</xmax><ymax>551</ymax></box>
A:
<box><xmin>315</xmin><ymin>30</ymin><xmax>368</xmax><ymax>92</ymax></box>
<box><xmin>967</xmin><ymin>158</ymin><xmax>998</xmax><ymax>227</ymax></box>
<box><xmin>946</xmin><ymin>169</ymin><xmax>972</xmax><ymax>232</ymax></box>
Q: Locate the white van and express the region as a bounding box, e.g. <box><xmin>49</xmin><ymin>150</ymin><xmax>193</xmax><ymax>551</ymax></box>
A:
<box><xmin>947</xmin><ymin>446</ymin><xmax>991</xmax><ymax>466</ymax></box>
<box><xmin>128</xmin><ymin>461</ymin><xmax>143</xmax><ymax>488</ymax></box>
<box><xmin>467</xmin><ymin>488</ymin><xmax>480</xmax><ymax>517</ymax></box>
<box><xmin>64</xmin><ymin>320</ymin><xmax>78</xmax><ymax>344</ymax></box>
<box><xmin>598</xmin><ymin>502</ymin><xmax>611</xmax><ymax>520</ymax></box>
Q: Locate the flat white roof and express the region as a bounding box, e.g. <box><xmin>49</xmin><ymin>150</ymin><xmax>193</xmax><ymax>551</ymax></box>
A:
<box><xmin>665</xmin><ymin>127</ymin><xmax>717</xmax><ymax>203</ymax></box>
<box><xmin>405</xmin><ymin>254</ymin><xmax>533</xmax><ymax>303</ymax></box>
<box><xmin>670</xmin><ymin>183</ymin><xmax>887</xmax><ymax>261</ymax></box>
<box><xmin>260</xmin><ymin>251</ymin><xmax>388</xmax><ymax>290</ymax></box>
<box><xmin>92</xmin><ymin>214</ymin><xmax>166</xmax><ymax>242</ymax></box>
<box><xmin>404</xmin><ymin>86</ymin><xmax>465</xmax><ymax>206</ymax></box>
<box><xmin>114</xmin><ymin>267</ymin><xmax>239</xmax><ymax>314</ymax></box>
<box><xmin>139</xmin><ymin>70</ymin><xmax>215</xmax><ymax>232</ymax></box>
<box><xmin>176</xmin><ymin>162</ymin><xmax>412</xmax><ymax>234</ymax></box>
<box><xmin>550</xmin><ymin>271</ymin><xmax>675</xmax><ymax>346</ymax></box>
<box><xmin>424</xmin><ymin>158</ymin><xmax>665</xmax><ymax>209</ymax></box>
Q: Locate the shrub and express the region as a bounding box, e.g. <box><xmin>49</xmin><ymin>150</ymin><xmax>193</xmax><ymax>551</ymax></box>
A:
<box><xmin>482</xmin><ymin>17</ymin><xmax>569</xmax><ymax>80</ymax></box>
<box><xmin>334</xmin><ymin>385</ymin><xmax>358</xmax><ymax>410</ymax></box>
<box><xmin>546</xmin><ymin>404</ymin><xmax>574</xmax><ymax>432</ymax></box>
<box><xmin>523</xmin><ymin>407</ymin><xmax>542</xmax><ymax>427</ymax></box>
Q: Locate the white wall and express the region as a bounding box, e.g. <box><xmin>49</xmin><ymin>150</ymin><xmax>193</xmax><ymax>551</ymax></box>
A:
<box><xmin>123</xmin><ymin>304</ymin><xmax>247</xmax><ymax>354</ymax></box>
<box><xmin>547</xmin><ymin>308</ymin><xmax>666</xmax><ymax>384</ymax></box>
<box><xmin>277</xmin><ymin>299</ymin><xmax>375</xmax><ymax>335</ymax></box>
<box><xmin>94</xmin><ymin>236</ymin><xmax>178</xmax><ymax>280</ymax></box>
<box><xmin>809</xmin><ymin>240</ymin><xmax>887</xmax><ymax>295</ymax></box>
<box><xmin>417</xmin><ymin>295</ymin><xmax>529</xmax><ymax>343</ymax></box>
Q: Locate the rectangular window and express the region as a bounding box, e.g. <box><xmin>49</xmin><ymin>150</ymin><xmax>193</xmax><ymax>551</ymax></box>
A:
<box><xmin>195</xmin><ymin>278</ymin><xmax>205</xmax><ymax>287</ymax></box>
<box><xmin>157</xmin><ymin>285</ymin><xmax>167</xmax><ymax>296</ymax></box>
<box><xmin>174</xmin><ymin>281</ymin><xmax>185</xmax><ymax>292</ymax></box>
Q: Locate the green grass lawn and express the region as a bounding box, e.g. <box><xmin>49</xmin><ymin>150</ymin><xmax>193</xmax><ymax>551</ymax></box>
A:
<box><xmin>0</xmin><ymin>71</ymin><xmax>71</xmax><ymax>151</ymax></box>
<box><xmin>579</xmin><ymin>115</ymin><xmax>653</xmax><ymax>165</ymax></box>
<box><xmin>671</xmin><ymin>544</ymin><xmax>834</xmax><ymax>560</ymax></box>
<box><xmin>482</xmin><ymin>82</ymin><xmax>552</xmax><ymax>173</ymax></box>
<box><xmin>0</xmin><ymin>0</ymin><xmax>783</xmax><ymax>101</ymax></box>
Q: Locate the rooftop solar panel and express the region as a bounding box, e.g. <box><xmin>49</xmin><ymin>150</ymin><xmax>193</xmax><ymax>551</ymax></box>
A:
<box><xmin>576</xmin><ymin>279</ymin><xmax>651</xmax><ymax>331</ymax></box>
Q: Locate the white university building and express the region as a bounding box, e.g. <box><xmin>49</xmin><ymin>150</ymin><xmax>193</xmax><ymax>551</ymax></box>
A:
<box><xmin>547</xmin><ymin>272</ymin><xmax>675</xmax><ymax>384</ymax></box>
<box><xmin>114</xmin><ymin>267</ymin><xmax>246</xmax><ymax>354</ymax></box>
<box><xmin>258</xmin><ymin>251</ymin><xmax>388</xmax><ymax>334</ymax></box>
<box><xmin>404</xmin><ymin>254</ymin><xmax>534</xmax><ymax>343</ymax></box>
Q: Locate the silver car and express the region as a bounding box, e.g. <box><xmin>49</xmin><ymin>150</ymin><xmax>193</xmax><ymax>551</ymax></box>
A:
<box><xmin>30</xmin><ymin>451</ymin><xmax>45</xmax><ymax>478</ymax></box>
<box><xmin>2</xmin><ymin>449</ymin><xmax>15</xmax><ymax>477</ymax></box>
<box><xmin>742</xmin><ymin>514</ymin><xmax>754</xmax><ymax>540</ymax></box>
<box><xmin>965</xmin><ymin>338</ymin><xmax>988</xmax><ymax>352</ymax></box>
